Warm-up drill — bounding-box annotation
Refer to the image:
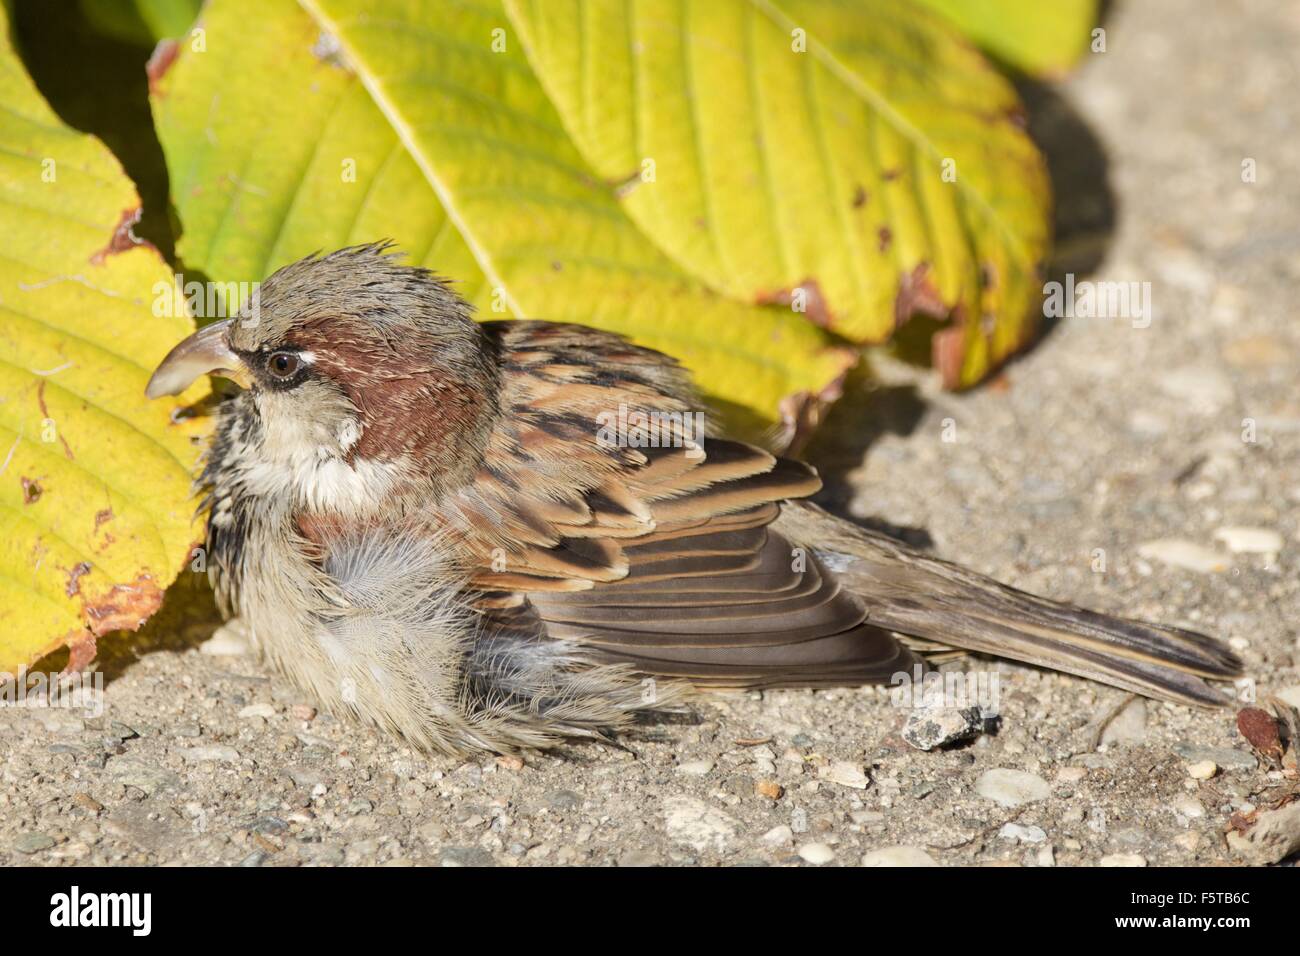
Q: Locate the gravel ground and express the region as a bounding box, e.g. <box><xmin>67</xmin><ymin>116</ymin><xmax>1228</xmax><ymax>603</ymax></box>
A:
<box><xmin>3</xmin><ymin>0</ymin><xmax>1298</xmax><ymax>867</ymax></box>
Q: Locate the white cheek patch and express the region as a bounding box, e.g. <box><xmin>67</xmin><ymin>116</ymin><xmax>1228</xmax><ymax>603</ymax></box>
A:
<box><xmin>246</xmin><ymin>395</ymin><xmax>400</xmax><ymax>512</ymax></box>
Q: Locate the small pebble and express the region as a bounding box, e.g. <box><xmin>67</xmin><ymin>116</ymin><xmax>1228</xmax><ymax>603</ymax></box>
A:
<box><xmin>1187</xmin><ymin>760</ymin><xmax>1218</xmax><ymax>780</ymax></box>
<box><xmin>200</xmin><ymin>621</ymin><xmax>250</xmax><ymax>655</ymax></box>
<box><xmin>1276</xmin><ymin>685</ymin><xmax>1300</xmax><ymax>709</ymax></box>
<box><xmin>663</xmin><ymin>797</ymin><xmax>738</xmax><ymax>853</ymax></box>
<box><xmin>439</xmin><ymin>846</ymin><xmax>496</xmax><ymax>867</ymax></box>
<box><xmin>797</xmin><ymin>843</ymin><xmax>835</xmax><ymax>865</ymax></box>
<box><xmin>818</xmin><ymin>761</ymin><xmax>869</xmax><ymax>790</ymax></box>
<box><xmin>1099</xmin><ymin>699</ymin><xmax>1148</xmax><ymax>747</ymax></box>
<box><xmin>72</xmin><ymin>792</ymin><xmax>104</xmax><ymax>814</ymax></box>
<box><xmin>675</xmin><ymin>760</ymin><xmax>715</xmax><ymax>776</ymax></box>
<box><xmin>1173</xmin><ymin>744</ymin><xmax>1257</xmax><ymax>771</ymax></box>
<box><xmin>1213</xmin><ymin>526</ymin><xmax>1283</xmax><ymax>555</ymax></box>
<box><xmin>902</xmin><ymin>705</ymin><xmax>984</xmax><ymax>751</ymax></box>
<box><xmin>998</xmin><ymin>823</ymin><xmax>1047</xmax><ymax>844</ymax></box>
<box><xmin>176</xmin><ymin>745</ymin><xmax>240</xmax><ymax>765</ymax></box>
<box><xmin>13</xmin><ymin>833</ymin><xmax>55</xmax><ymax>854</ymax></box>
<box><xmin>754</xmin><ymin>780</ymin><xmax>783</xmax><ymax>800</ymax></box>
<box><xmin>1137</xmin><ymin>539</ymin><xmax>1227</xmax><ymax>573</ymax></box>
<box><xmin>760</xmin><ymin>825</ymin><xmax>793</xmax><ymax>846</ymax></box>
<box><xmin>1226</xmin><ymin>800</ymin><xmax>1300</xmax><ymax>864</ymax></box>
<box><xmin>238</xmin><ymin>704</ymin><xmax>276</xmax><ymax>719</ymax></box>
<box><xmin>975</xmin><ymin>768</ymin><xmax>1051</xmax><ymax>807</ymax></box>
<box><xmin>1099</xmin><ymin>853</ymin><xmax>1147</xmax><ymax>867</ymax></box>
<box><xmin>861</xmin><ymin>846</ymin><xmax>938</xmax><ymax>867</ymax></box>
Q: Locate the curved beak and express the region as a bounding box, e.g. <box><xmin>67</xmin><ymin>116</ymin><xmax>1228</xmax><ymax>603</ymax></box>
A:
<box><xmin>145</xmin><ymin>320</ymin><xmax>251</xmax><ymax>398</ymax></box>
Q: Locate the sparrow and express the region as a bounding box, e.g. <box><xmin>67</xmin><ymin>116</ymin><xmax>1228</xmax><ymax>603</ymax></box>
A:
<box><xmin>146</xmin><ymin>244</ymin><xmax>1243</xmax><ymax>755</ymax></box>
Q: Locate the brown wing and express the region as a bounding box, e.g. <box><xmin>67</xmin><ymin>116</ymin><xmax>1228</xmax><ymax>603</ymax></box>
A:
<box><xmin>437</xmin><ymin>322</ymin><xmax>915</xmax><ymax>688</ymax></box>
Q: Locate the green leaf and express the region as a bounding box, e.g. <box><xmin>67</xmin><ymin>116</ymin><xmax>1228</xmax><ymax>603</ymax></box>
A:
<box><xmin>151</xmin><ymin>0</ymin><xmax>854</xmax><ymax>436</ymax></box>
<box><xmin>913</xmin><ymin>0</ymin><xmax>1099</xmax><ymax>76</ymax></box>
<box><xmin>0</xmin><ymin>4</ymin><xmax>208</xmax><ymax>672</ymax></box>
<box><xmin>507</xmin><ymin>0</ymin><xmax>1051</xmax><ymax>387</ymax></box>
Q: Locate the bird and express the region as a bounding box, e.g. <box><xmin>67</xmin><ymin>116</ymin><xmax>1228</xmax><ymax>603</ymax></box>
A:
<box><xmin>145</xmin><ymin>244</ymin><xmax>1243</xmax><ymax>755</ymax></box>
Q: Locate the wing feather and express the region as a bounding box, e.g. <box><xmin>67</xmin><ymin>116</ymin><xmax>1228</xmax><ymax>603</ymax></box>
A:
<box><xmin>434</xmin><ymin>322</ymin><xmax>916</xmax><ymax>688</ymax></box>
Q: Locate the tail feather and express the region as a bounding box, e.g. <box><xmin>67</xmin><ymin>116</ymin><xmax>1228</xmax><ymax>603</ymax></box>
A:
<box><xmin>777</xmin><ymin>503</ymin><xmax>1244</xmax><ymax>707</ymax></box>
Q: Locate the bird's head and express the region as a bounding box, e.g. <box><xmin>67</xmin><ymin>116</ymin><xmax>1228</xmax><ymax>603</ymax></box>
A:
<box><xmin>147</xmin><ymin>244</ymin><xmax>500</xmax><ymax>511</ymax></box>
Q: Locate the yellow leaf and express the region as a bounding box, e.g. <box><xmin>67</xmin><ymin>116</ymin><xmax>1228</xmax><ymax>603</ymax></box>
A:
<box><xmin>913</xmin><ymin>0</ymin><xmax>1100</xmax><ymax>77</ymax></box>
<box><xmin>151</xmin><ymin>0</ymin><xmax>852</xmax><ymax>435</ymax></box>
<box><xmin>508</xmin><ymin>0</ymin><xmax>1052</xmax><ymax>386</ymax></box>
<box><xmin>0</xmin><ymin>5</ymin><xmax>207</xmax><ymax>672</ymax></box>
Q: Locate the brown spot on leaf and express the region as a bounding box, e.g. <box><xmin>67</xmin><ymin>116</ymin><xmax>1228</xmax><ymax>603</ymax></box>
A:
<box><xmin>980</xmin><ymin>261</ymin><xmax>998</xmax><ymax>290</ymax></box>
<box><xmin>932</xmin><ymin>306</ymin><xmax>969</xmax><ymax>391</ymax></box>
<box><xmin>89</xmin><ymin>207</ymin><xmax>155</xmax><ymax>265</ymax></box>
<box><xmin>146</xmin><ymin>39</ymin><xmax>180</xmax><ymax>96</ymax></box>
<box><xmin>94</xmin><ymin>507</ymin><xmax>114</xmax><ymax>531</ymax></box>
<box><xmin>877</xmin><ymin>227</ymin><xmax>893</xmax><ymax>253</ymax></box>
<box><xmin>881</xmin><ymin>168</ymin><xmax>901</xmax><ymax>182</ymax></box>
<box><xmin>851</xmin><ymin>185</ymin><xmax>868</xmax><ymax>208</ymax></box>
<box><xmin>756</xmin><ymin>278</ymin><xmax>833</xmax><ymax>329</ymax></box>
<box><xmin>894</xmin><ymin>263</ymin><xmax>949</xmax><ymax>329</ymax></box>
<box><xmin>20</xmin><ymin>477</ymin><xmax>42</xmax><ymax>504</ymax></box>
<box><xmin>773</xmin><ymin>353</ymin><xmax>852</xmax><ymax>455</ymax></box>
<box><xmin>82</xmin><ymin>574</ymin><xmax>165</xmax><ymax>637</ymax></box>
<box><xmin>1238</xmin><ymin>707</ymin><xmax>1284</xmax><ymax>765</ymax></box>
<box><xmin>65</xmin><ymin>562</ymin><xmax>91</xmax><ymax>597</ymax></box>
<box><xmin>65</xmin><ymin>633</ymin><xmax>98</xmax><ymax>674</ymax></box>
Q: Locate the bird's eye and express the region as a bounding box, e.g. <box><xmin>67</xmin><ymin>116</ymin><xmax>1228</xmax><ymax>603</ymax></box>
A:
<box><xmin>267</xmin><ymin>351</ymin><xmax>300</xmax><ymax>379</ymax></box>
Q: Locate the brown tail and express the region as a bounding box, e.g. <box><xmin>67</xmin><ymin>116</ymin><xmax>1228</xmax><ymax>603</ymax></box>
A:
<box><xmin>776</xmin><ymin>502</ymin><xmax>1244</xmax><ymax>706</ymax></box>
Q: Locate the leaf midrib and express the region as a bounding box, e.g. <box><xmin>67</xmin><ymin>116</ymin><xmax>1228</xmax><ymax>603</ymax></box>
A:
<box><xmin>299</xmin><ymin>0</ymin><xmax>524</xmax><ymax>318</ymax></box>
